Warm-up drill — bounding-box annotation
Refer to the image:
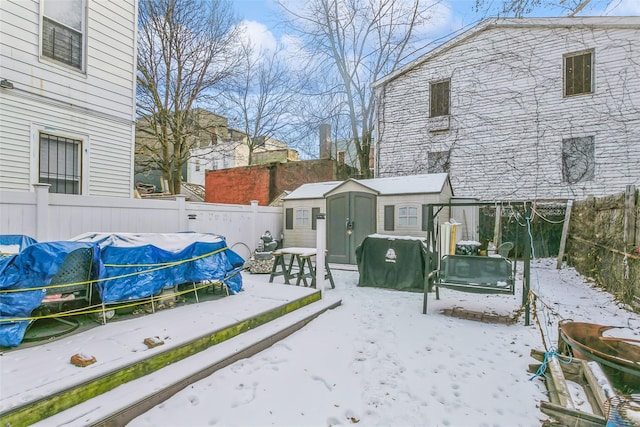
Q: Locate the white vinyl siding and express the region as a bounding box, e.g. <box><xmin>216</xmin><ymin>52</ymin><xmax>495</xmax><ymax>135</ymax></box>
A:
<box><xmin>282</xmin><ymin>200</ymin><xmax>325</xmax><ymax>248</ymax></box>
<box><xmin>376</xmin><ymin>193</ymin><xmax>450</xmax><ymax>238</ymax></box>
<box><xmin>376</xmin><ymin>18</ymin><xmax>640</xmax><ymax>201</ymax></box>
<box><xmin>0</xmin><ymin>0</ymin><xmax>136</xmax><ymax>196</ymax></box>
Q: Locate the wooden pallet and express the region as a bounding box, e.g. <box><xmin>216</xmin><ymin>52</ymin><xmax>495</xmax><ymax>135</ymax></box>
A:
<box><xmin>530</xmin><ymin>348</ymin><xmax>616</xmax><ymax>426</ymax></box>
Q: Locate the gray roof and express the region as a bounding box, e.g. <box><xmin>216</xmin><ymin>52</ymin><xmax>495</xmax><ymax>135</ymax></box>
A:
<box><xmin>283</xmin><ymin>181</ymin><xmax>342</xmax><ymax>200</ymax></box>
<box><xmin>284</xmin><ymin>173</ymin><xmax>450</xmax><ymax>200</ymax></box>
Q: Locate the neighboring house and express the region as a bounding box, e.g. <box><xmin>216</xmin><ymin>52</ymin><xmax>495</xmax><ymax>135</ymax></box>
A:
<box><xmin>136</xmin><ymin>108</ymin><xmax>290</xmax><ymax>188</ymax></box>
<box><xmin>282</xmin><ymin>173</ymin><xmax>453</xmax><ymax>264</ymax></box>
<box><xmin>136</xmin><ymin>109</ymin><xmax>246</xmax><ymax>191</ymax></box>
<box><xmin>373</xmin><ymin>17</ymin><xmax>640</xmax><ymax>201</ymax></box>
<box><xmin>0</xmin><ymin>0</ymin><xmax>137</xmax><ymax>197</ymax></box>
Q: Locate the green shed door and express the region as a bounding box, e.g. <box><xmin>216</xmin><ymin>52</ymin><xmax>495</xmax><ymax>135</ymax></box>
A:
<box><xmin>327</xmin><ymin>192</ymin><xmax>376</xmax><ymax>264</ymax></box>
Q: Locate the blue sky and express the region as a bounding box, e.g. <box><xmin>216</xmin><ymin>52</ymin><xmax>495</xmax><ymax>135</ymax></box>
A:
<box><xmin>232</xmin><ymin>0</ymin><xmax>640</xmax><ymax>54</ymax></box>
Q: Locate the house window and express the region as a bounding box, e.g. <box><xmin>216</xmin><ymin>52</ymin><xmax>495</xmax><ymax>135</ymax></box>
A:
<box><xmin>195</xmin><ymin>160</ymin><xmax>201</xmax><ymax>171</ymax></box>
<box><xmin>564</xmin><ymin>51</ymin><xmax>593</xmax><ymax>97</ymax></box>
<box><xmin>562</xmin><ymin>136</ymin><xmax>595</xmax><ymax>184</ymax></box>
<box><xmin>337</xmin><ymin>151</ymin><xmax>346</xmax><ymax>165</ymax></box>
<box><xmin>295</xmin><ymin>209</ymin><xmax>310</xmax><ymax>226</ymax></box>
<box><xmin>428</xmin><ymin>151</ymin><xmax>450</xmax><ymax>173</ymax></box>
<box><xmin>398</xmin><ymin>207</ymin><xmax>418</xmax><ymax>227</ymax></box>
<box><xmin>42</xmin><ymin>0</ymin><xmax>85</xmax><ymax>70</ymax></box>
<box><xmin>430</xmin><ymin>79</ymin><xmax>450</xmax><ymax>117</ymax></box>
<box><xmin>39</xmin><ymin>132</ymin><xmax>82</xmax><ymax>194</ymax></box>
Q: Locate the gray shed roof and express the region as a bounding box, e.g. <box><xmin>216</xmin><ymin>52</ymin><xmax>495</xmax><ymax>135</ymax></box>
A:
<box><xmin>284</xmin><ymin>173</ymin><xmax>450</xmax><ymax>200</ymax></box>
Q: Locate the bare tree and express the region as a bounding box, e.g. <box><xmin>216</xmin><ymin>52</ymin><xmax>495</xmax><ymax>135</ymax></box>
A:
<box><xmin>212</xmin><ymin>41</ymin><xmax>306</xmax><ymax>165</ymax></box>
<box><xmin>136</xmin><ymin>0</ymin><xmax>239</xmax><ymax>194</ymax></box>
<box><xmin>280</xmin><ymin>0</ymin><xmax>436</xmax><ymax>178</ymax></box>
<box><xmin>474</xmin><ymin>0</ymin><xmax>615</xmax><ymax>17</ymax></box>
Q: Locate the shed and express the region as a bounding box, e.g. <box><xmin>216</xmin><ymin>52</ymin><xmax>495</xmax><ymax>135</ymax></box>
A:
<box><xmin>282</xmin><ymin>173</ymin><xmax>453</xmax><ymax>264</ymax></box>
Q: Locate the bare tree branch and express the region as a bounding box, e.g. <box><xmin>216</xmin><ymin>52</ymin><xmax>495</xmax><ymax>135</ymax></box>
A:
<box><xmin>280</xmin><ymin>0</ymin><xmax>436</xmax><ymax>177</ymax></box>
<box><xmin>136</xmin><ymin>0</ymin><xmax>240</xmax><ymax>194</ymax></box>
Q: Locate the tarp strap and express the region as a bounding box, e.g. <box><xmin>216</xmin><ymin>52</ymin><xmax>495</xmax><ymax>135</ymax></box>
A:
<box><xmin>0</xmin><ymin>246</ymin><xmax>230</xmax><ymax>294</ymax></box>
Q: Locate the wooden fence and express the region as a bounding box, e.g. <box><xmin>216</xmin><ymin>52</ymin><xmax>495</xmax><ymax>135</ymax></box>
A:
<box><xmin>565</xmin><ymin>185</ymin><xmax>639</xmax><ymax>310</ymax></box>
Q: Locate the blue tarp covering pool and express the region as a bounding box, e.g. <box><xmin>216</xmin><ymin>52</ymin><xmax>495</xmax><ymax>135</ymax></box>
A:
<box><xmin>0</xmin><ymin>232</ymin><xmax>245</xmax><ymax>347</ymax></box>
<box><xmin>0</xmin><ymin>234</ymin><xmax>37</xmax><ymax>256</ymax></box>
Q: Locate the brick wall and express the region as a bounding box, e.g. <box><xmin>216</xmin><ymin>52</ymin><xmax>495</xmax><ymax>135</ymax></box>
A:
<box><xmin>205</xmin><ymin>160</ymin><xmax>340</xmax><ymax>205</ymax></box>
<box><xmin>205</xmin><ymin>165</ymin><xmax>272</xmax><ymax>205</ymax></box>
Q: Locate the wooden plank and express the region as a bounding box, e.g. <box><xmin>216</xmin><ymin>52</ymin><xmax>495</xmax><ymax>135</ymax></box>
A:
<box><xmin>531</xmin><ymin>349</ymin><xmax>613</xmax><ymax>419</ymax></box>
<box><xmin>540</xmin><ymin>401</ymin><xmax>606</xmax><ymax>427</ymax></box>
<box><xmin>624</xmin><ymin>184</ymin><xmax>636</xmax><ymax>246</ymax></box>
<box><xmin>0</xmin><ymin>292</ymin><xmax>322</xmax><ymax>426</ymax></box>
<box><xmin>556</xmin><ymin>199</ymin><xmax>573</xmax><ymax>269</ymax></box>
<box><xmin>548</xmin><ymin>356</ymin><xmax>576</xmax><ymax>409</ymax></box>
<box><xmin>582</xmin><ymin>360</ymin><xmax>617</xmax><ymax>416</ymax></box>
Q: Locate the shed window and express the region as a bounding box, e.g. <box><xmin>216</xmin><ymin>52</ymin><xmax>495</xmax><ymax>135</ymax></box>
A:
<box><xmin>42</xmin><ymin>0</ymin><xmax>85</xmax><ymax>70</ymax></box>
<box><xmin>562</xmin><ymin>136</ymin><xmax>594</xmax><ymax>184</ymax></box>
<box><xmin>398</xmin><ymin>207</ymin><xmax>418</xmax><ymax>227</ymax></box>
<box><xmin>430</xmin><ymin>79</ymin><xmax>450</xmax><ymax>117</ymax></box>
<box><xmin>564</xmin><ymin>51</ymin><xmax>593</xmax><ymax>97</ymax></box>
<box><xmin>295</xmin><ymin>209</ymin><xmax>310</xmax><ymax>226</ymax></box>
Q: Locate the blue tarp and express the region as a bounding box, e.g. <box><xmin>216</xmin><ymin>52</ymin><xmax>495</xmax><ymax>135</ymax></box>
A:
<box><xmin>72</xmin><ymin>232</ymin><xmax>245</xmax><ymax>302</ymax></box>
<box><xmin>0</xmin><ymin>234</ymin><xmax>37</xmax><ymax>256</ymax></box>
<box><xmin>0</xmin><ymin>232</ymin><xmax>245</xmax><ymax>347</ymax></box>
<box><xmin>0</xmin><ymin>240</ymin><xmax>101</xmax><ymax>347</ymax></box>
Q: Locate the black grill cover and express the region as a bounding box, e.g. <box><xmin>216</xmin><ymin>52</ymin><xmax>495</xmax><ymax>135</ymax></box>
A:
<box><xmin>356</xmin><ymin>235</ymin><xmax>429</xmax><ymax>292</ymax></box>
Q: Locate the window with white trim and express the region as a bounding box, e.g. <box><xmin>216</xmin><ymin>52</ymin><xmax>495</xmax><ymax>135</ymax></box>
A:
<box><xmin>398</xmin><ymin>206</ymin><xmax>418</xmax><ymax>227</ymax></box>
<box><xmin>430</xmin><ymin>79</ymin><xmax>450</xmax><ymax>117</ymax></box>
<box><xmin>295</xmin><ymin>209</ymin><xmax>310</xmax><ymax>226</ymax></box>
<box><xmin>564</xmin><ymin>50</ymin><xmax>593</xmax><ymax>97</ymax></box>
<box><xmin>42</xmin><ymin>0</ymin><xmax>85</xmax><ymax>70</ymax></box>
<box><xmin>39</xmin><ymin>132</ymin><xmax>82</xmax><ymax>194</ymax></box>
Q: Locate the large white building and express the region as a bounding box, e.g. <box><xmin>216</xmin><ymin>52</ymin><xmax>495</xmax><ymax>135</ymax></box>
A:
<box><xmin>0</xmin><ymin>0</ymin><xmax>137</xmax><ymax>197</ymax></box>
<box><xmin>373</xmin><ymin>17</ymin><xmax>640</xmax><ymax>201</ymax></box>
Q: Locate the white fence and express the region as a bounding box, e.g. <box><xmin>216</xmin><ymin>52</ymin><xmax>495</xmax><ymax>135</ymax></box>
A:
<box><xmin>0</xmin><ymin>185</ymin><xmax>283</xmax><ymax>261</ymax></box>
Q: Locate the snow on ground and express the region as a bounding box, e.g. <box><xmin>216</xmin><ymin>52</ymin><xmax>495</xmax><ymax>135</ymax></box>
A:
<box><xmin>127</xmin><ymin>258</ymin><xmax>640</xmax><ymax>427</ymax></box>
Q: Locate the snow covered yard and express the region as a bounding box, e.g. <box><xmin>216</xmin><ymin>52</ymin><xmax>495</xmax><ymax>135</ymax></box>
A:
<box><xmin>127</xmin><ymin>258</ymin><xmax>639</xmax><ymax>427</ymax></box>
<box><xmin>3</xmin><ymin>258</ymin><xmax>638</xmax><ymax>427</ymax></box>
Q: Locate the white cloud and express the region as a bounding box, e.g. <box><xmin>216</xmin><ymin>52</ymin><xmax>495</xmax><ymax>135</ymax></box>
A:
<box><xmin>238</xmin><ymin>20</ymin><xmax>278</xmax><ymax>53</ymax></box>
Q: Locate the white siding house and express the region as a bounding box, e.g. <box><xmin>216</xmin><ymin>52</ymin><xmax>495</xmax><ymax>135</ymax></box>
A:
<box><xmin>0</xmin><ymin>0</ymin><xmax>137</xmax><ymax>197</ymax></box>
<box><xmin>373</xmin><ymin>17</ymin><xmax>640</xmax><ymax>201</ymax></box>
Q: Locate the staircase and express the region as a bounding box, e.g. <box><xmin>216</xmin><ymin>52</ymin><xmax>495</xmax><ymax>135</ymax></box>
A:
<box><xmin>0</xmin><ymin>281</ymin><xmax>341</xmax><ymax>426</ymax></box>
